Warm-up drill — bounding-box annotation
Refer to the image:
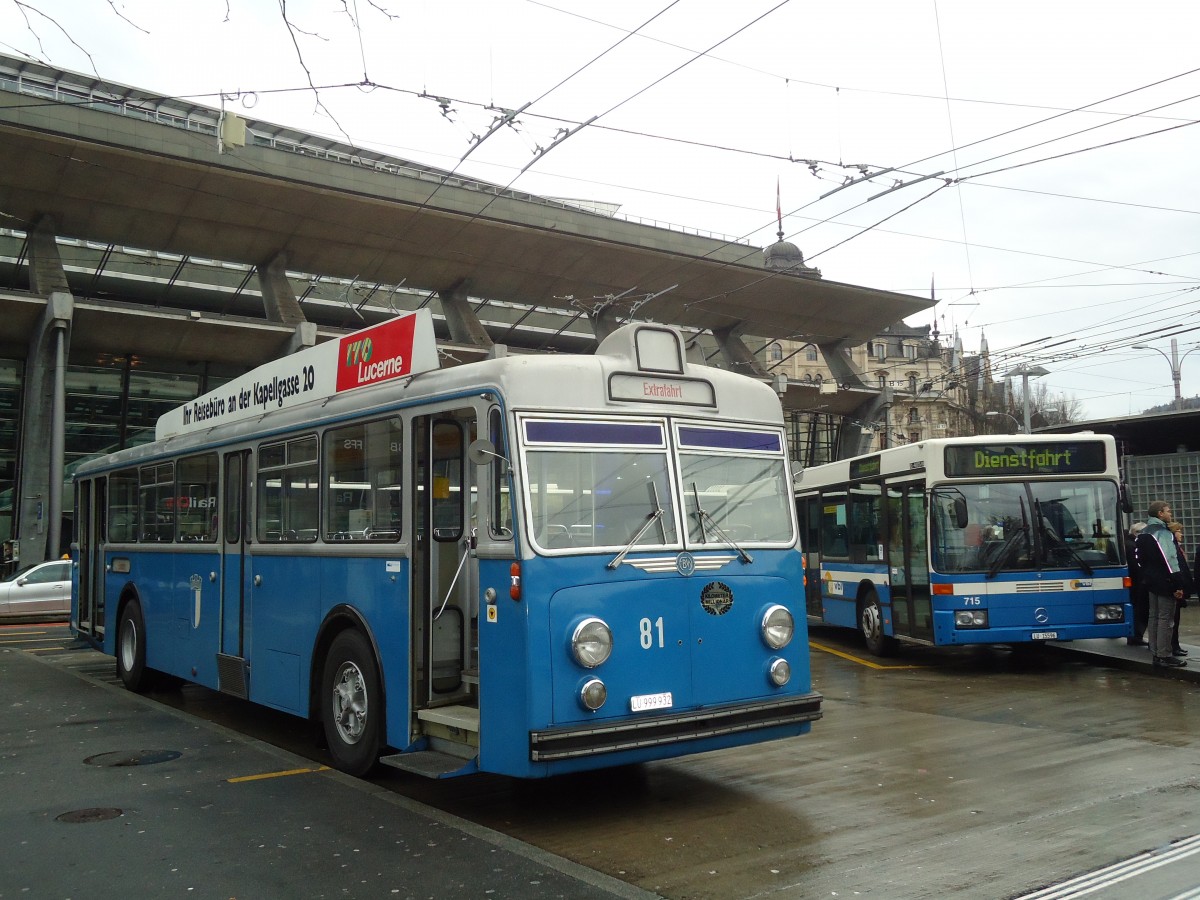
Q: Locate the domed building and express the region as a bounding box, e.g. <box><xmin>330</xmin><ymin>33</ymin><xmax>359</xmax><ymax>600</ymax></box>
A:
<box><xmin>762</xmin><ymin>231</ymin><xmax>822</xmax><ymax>278</ymax></box>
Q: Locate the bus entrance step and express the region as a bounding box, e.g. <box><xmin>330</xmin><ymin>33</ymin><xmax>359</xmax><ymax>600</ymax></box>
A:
<box><xmin>379</xmin><ymin>750</ymin><xmax>478</xmax><ymax>778</ymax></box>
<box><xmin>417</xmin><ymin>704</ymin><xmax>480</xmax><ymax>732</ymax></box>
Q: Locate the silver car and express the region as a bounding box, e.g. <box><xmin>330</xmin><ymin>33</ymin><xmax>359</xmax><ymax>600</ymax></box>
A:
<box><xmin>0</xmin><ymin>560</ymin><xmax>72</xmax><ymax>622</ymax></box>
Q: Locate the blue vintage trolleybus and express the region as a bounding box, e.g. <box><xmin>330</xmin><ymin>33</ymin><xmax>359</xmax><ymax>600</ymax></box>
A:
<box><xmin>72</xmin><ymin>312</ymin><xmax>821</xmax><ymax>778</ymax></box>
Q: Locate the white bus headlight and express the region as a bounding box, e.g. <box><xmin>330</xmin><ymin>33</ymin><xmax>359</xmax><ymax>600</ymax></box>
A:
<box><xmin>1094</xmin><ymin>604</ymin><xmax>1125</xmax><ymax>622</ymax></box>
<box><xmin>768</xmin><ymin>658</ymin><xmax>791</xmax><ymax>686</ymax></box>
<box><xmin>761</xmin><ymin>604</ymin><xmax>794</xmax><ymax>649</ymax></box>
<box><xmin>954</xmin><ymin>610</ymin><xmax>988</xmax><ymax>628</ymax></box>
<box><xmin>580</xmin><ymin>678</ymin><xmax>607</xmax><ymax>711</ymax></box>
<box><xmin>571</xmin><ymin>617</ymin><xmax>613</xmax><ymax>668</ymax></box>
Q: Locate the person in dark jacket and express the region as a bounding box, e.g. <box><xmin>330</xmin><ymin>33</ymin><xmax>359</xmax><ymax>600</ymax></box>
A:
<box><xmin>1133</xmin><ymin>501</ymin><xmax>1187</xmax><ymax>668</ymax></box>
<box><xmin>1125</xmin><ymin>522</ymin><xmax>1149</xmax><ymax>646</ymax></box>
<box><xmin>1168</xmin><ymin>521</ymin><xmax>1193</xmax><ymax>657</ymax></box>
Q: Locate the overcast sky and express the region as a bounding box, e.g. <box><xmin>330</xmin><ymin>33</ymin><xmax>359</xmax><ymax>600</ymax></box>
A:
<box><xmin>3</xmin><ymin>0</ymin><xmax>1199</xmax><ymax>420</ymax></box>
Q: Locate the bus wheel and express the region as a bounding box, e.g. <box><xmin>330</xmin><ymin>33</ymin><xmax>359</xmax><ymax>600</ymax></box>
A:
<box><xmin>321</xmin><ymin>630</ymin><xmax>382</xmax><ymax>777</ymax></box>
<box><xmin>116</xmin><ymin>600</ymin><xmax>150</xmax><ymax>692</ymax></box>
<box><xmin>859</xmin><ymin>591</ymin><xmax>895</xmax><ymax>657</ymax></box>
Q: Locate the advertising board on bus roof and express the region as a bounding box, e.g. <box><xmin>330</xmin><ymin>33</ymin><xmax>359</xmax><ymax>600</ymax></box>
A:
<box><xmin>155</xmin><ymin>310</ymin><xmax>438</xmax><ymax>440</ymax></box>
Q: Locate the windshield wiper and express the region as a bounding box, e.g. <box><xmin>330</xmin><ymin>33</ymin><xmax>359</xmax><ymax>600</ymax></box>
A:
<box><xmin>691</xmin><ymin>483</ymin><xmax>752</xmax><ymax>564</ymax></box>
<box><xmin>1034</xmin><ymin>499</ymin><xmax>1093</xmax><ymax>575</ymax></box>
<box><xmin>987</xmin><ymin>496</ymin><xmax>1028</xmax><ymax>579</ymax></box>
<box><xmin>607</xmin><ymin>481</ymin><xmax>666</xmax><ymax>570</ymax></box>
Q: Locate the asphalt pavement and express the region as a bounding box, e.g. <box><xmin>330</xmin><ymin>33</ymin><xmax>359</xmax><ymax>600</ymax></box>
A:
<box><xmin>0</xmin><ymin>646</ymin><xmax>655</xmax><ymax>900</ymax></box>
<box><xmin>1</xmin><ymin>606</ymin><xmax>1195</xmax><ymax>899</ymax></box>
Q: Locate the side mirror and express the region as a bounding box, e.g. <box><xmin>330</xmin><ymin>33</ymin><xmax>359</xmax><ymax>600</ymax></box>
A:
<box><xmin>1119</xmin><ymin>483</ymin><xmax>1133</xmax><ymax>515</ymax></box>
<box><xmin>468</xmin><ymin>438</ymin><xmax>508</xmax><ymax>467</ymax></box>
<box><xmin>952</xmin><ymin>497</ymin><xmax>969</xmax><ymax>529</ymax></box>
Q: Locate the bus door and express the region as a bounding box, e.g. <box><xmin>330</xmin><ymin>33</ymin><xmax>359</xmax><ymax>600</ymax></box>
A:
<box><xmin>886</xmin><ymin>481</ymin><xmax>933</xmax><ymax>641</ymax></box>
<box><xmin>795</xmin><ymin>494</ymin><xmax>823</xmax><ymax>617</ymax></box>
<box><xmin>217</xmin><ymin>450</ymin><xmax>251</xmax><ymax>698</ymax></box>
<box><xmin>411</xmin><ymin>407</ymin><xmax>478</xmax><ymax>718</ymax></box>
<box><xmin>75</xmin><ymin>476</ymin><xmax>107</xmax><ymax>637</ymax></box>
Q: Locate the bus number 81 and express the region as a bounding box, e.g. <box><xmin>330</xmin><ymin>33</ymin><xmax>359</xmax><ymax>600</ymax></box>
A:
<box><xmin>639</xmin><ymin>616</ymin><xmax>665</xmax><ymax>649</ymax></box>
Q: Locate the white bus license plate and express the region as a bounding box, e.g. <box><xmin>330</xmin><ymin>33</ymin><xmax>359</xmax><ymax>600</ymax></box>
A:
<box><xmin>630</xmin><ymin>692</ymin><xmax>673</xmax><ymax>712</ymax></box>
<box><xmin>1031</xmin><ymin>631</ymin><xmax>1058</xmax><ymax>640</ymax></box>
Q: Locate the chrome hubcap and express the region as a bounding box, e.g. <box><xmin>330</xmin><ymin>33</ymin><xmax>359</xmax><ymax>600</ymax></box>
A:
<box><xmin>862</xmin><ymin>604</ymin><xmax>881</xmax><ymax>641</ymax></box>
<box><xmin>119</xmin><ymin>619</ymin><xmax>138</xmax><ymax>672</ymax></box>
<box><xmin>331</xmin><ymin>661</ymin><xmax>367</xmax><ymax>745</ymax></box>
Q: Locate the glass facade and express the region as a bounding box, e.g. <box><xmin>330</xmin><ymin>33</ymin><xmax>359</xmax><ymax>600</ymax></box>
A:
<box><xmin>1125</xmin><ymin>451</ymin><xmax>1200</xmax><ymax>545</ymax></box>
<box><xmin>65</xmin><ymin>361</ymin><xmax>210</xmax><ymax>470</ymax></box>
<box><xmin>0</xmin><ymin>359</ymin><xmax>22</xmax><ymax>543</ymax></box>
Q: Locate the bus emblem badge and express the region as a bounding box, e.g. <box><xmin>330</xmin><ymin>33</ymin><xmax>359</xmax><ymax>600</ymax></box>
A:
<box><xmin>676</xmin><ymin>552</ymin><xmax>696</xmax><ymax>576</ymax></box>
<box><xmin>700</xmin><ymin>581</ymin><xmax>733</xmax><ymax>616</ymax></box>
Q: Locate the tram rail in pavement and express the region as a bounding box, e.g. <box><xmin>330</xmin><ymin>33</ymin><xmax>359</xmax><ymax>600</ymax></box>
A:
<box><xmin>0</xmin><ymin>646</ymin><xmax>655</xmax><ymax>899</ymax></box>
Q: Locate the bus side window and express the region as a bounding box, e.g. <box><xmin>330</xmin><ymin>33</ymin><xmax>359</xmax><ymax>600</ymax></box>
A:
<box><xmin>139</xmin><ymin>462</ymin><xmax>174</xmax><ymax>542</ymax></box>
<box><xmin>257</xmin><ymin>435</ymin><xmax>319</xmax><ymax>543</ymax></box>
<box><xmin>109</xmin><ymin>468</ymin><xmax>138</xmax><ymax>542</ymax></box>
<box><xmin>820</xmin><ymin>493</ymin><xmax>848</xmax><ymax>558</ymax></box>
<box><xmin>849</xmin><ymin>487</ymin><xmax>882</xmax><ymax>563</ymax></box>
<box><xmin>176</xmin><ymin>452</ymin><xmax>219</xmax><ymax>542</ymax></box>
<box><xmin>323</xmin><ymin>418</ymin><xmax>403</xmax><ymax>542</ymax></box>
<box><xmin>487</xmin><ymin>407</ymin><xmax>512</xmax><ymax>540</ymax></box>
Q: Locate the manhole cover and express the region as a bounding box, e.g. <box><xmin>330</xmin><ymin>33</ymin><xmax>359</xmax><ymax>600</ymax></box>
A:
<box><xmin>56</xmin><ymin>807</ymin><xmax>123</xmax><ymax>824</ymax></box>
<box><xmin>83</xmin><ymin>750</ymin><xmax>182</xmax><ymax>767</ymax></box>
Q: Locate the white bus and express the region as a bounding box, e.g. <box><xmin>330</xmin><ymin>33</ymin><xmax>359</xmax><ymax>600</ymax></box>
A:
<box><xmin>794</xmin><ymin>434</ymin><xmax>1132</xmax><ymax>655</ymax></box>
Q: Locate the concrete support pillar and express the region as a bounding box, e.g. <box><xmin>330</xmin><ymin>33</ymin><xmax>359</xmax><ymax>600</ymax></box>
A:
<box><xmin>284</xmin><ymin>321</ymin><xmax>318</xmax><ymax>356</ymax></box>
<box><xmin>711</xmin><ymin>324</ymin><xmax>769</xmax><ymax>378</ymax></box>
<box><xmin>258</xmin><ymin>253</ymin><xmax>307</xmax><ymax>327</ymax></box>
<box><xmin>18</xmin><ymin>218</ymin><xmax>73</xmax><ymax>565</ymax></box>
<box><xmin>846</xmin><ymin>386</ymin><xmax>893</xmax><ymax>457</ymax></box>
<box><xmin>815</xmin><ymin>338</ymin><xmax>868</xmax><ymax>390</ymax></box>
<box><xmin>438</xmin><ymin>280</ymin><xmax>493</xmax><ymax>348</ymax></box>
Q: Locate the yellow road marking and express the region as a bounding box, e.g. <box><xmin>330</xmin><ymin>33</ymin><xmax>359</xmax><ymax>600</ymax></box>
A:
<box><xmin>227</xmin><ymin>766</ymin><xmax>331</xmax><ymax>783</ymax></box>
<box><xmin>1</xmin><ymin>637</ymin><xmax>62</xmax><ymax>644</ymax></box>
<box><xmin>809</xmin><ymin>639</ymin><xmax>927</xmax><ymax>670</ymax></box>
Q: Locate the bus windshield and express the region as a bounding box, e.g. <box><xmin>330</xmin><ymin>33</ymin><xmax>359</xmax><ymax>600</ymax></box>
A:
<box><xmin>930</xmin><ymin>480</ymin><xmax>1123</xmax><ymax>575</ymax></box>
<box><xmin>525</xmin><ymin>448</ymin><xmax>678</xmax><ymax>551</ymax></box>
<box><xmin>522</xmin><ymin>419</ymin><xmax>794</xmax><ymax>552</ymax></box>
<box><xmin>680</xmin><ymin>453</ymin><xmax>793</xmax><ymax>544</ymax></box>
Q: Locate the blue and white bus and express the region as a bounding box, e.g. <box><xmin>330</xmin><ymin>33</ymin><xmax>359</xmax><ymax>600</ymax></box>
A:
<box><xmin>72</xmin><ymin>311</ymin><xmax>821</xmax><ymax>778</ymax></box>
<box><xmin>793</xmin><ymin>434</ymin><xmax>1132</xmax><ymax>655</ymax></box>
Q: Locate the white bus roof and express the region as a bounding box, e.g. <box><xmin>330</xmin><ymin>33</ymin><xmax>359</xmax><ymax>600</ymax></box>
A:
<box><xmin>78</xmin><ymin>321</ymin><xmax>785</xmax><ymax>474</ymax></box>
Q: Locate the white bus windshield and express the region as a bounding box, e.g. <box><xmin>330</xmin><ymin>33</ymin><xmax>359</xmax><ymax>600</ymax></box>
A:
<box><xmin>521</xmin><ymin>418</ymin><xmax>792</xmax><ymax>552</ymax></box>
<box><xmin>930</xmin><ymin>480</ymin><xmax>1122</xmax><ymax>575</ymax></box>
<box><xmin>680</xmin><ymin>454</ymin><xmax>793</xmax><ymax>544</ymax></box>
<box><xmin>525</xmin><ymin>447</ymin><xmax>677</xmax><ymax>551</ymax></box>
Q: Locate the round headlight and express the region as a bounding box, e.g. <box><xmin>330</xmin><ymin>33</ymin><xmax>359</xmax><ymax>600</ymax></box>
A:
<box><xmin>580</xmin><ymin>678</ymin><xmax>607</xmax><ymax>711</ymax></box>
<box><xmin>769</xmin><ymin>657</ymin><xmax>791</xmax><ymax>686</ymax></box>
<box><xmin>761</xmin><ymin>604</ymin><xmax>794</xmax><ymax>649</ymax></box>
<box><xmin>571</xmin><ymin>617</ymin><xmax>613</xmax><ymax>668</ymax></box>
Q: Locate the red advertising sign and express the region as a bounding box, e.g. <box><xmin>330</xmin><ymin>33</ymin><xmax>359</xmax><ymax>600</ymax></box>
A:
<box><xmin>335</xmin><ymin>314</ymin><xmax>418</xmax><ymax>392</ymax></box>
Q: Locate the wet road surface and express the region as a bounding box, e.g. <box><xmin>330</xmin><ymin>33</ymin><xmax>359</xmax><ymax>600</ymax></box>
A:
<box><xmin>21</xmin><ymin>618</ymin><xmax>1200</xmax><ymax>899</ymax></box>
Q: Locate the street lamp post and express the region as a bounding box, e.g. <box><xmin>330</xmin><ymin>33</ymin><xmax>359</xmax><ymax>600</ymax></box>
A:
<box><xmin>1131</xmin><ymin>339</ymin><xmax>1200</xmax><ymax>411</ymax></box>
<box><xmin>1005</xmin><ymin>365</ymin><xmax>1049</xmax><ymax>434</ymax></box>
<box><xmin>985</xmin><ymin>410</ymin><xmax>1023</xmax><ymax>433</ymax></box>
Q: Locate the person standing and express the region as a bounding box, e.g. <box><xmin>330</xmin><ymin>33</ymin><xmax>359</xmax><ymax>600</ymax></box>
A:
<box><xmin>1168</xmin><ymin>521</ymin><xmax>1193</xmax><ymax>657</ymax></box>
<box><xmin>1125</xmin><ymin>522</ymin><xmax>1149</xmax><ymax>646</ymax></box>
<box><xmin>1134</xmin><ymin>501</ymin><xmax>1187</xmax><ymax>668</ymax></box>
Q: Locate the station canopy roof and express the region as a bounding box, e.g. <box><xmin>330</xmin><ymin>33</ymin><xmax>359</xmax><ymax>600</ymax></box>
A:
<box><xmin>0</xmin><ymin>54</ymin><xmax>930</xmax><ymax>385</ymax></box>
